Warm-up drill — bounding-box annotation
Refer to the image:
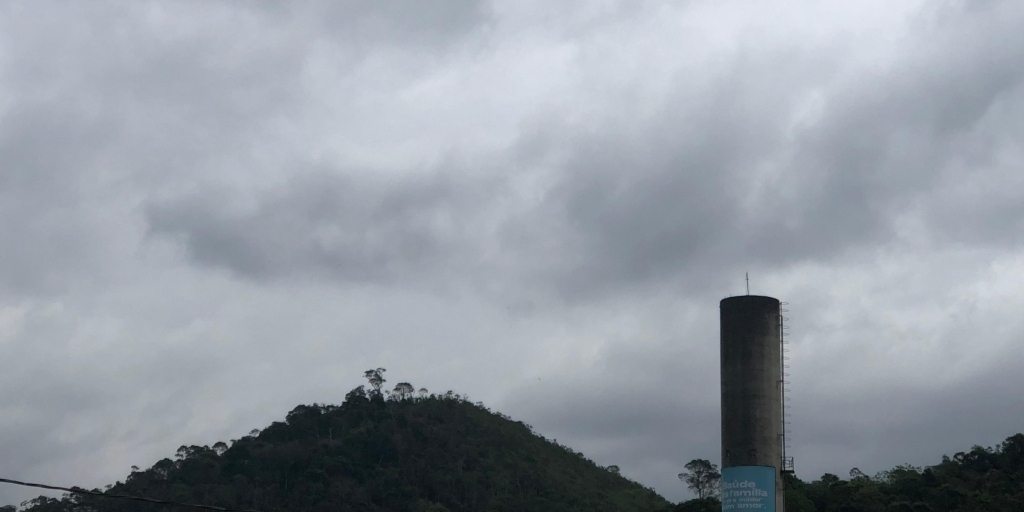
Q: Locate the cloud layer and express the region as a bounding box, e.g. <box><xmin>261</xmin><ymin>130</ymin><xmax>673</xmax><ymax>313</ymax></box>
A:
<box><xmin>3</xmin><ymin>0</ymin><xmax>1024</xmax><ymax>504</ymax></box>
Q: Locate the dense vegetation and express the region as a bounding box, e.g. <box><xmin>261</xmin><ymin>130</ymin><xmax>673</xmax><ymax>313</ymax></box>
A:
<box><xmin>11</xmin><ymin>375</ymin><xmax>667</xmax><ymax>512</ymax></box>
<box><xmin>6</xmin><ymin>370</ymin><xmax>1024</xmax><ymax>511</ymax></box>
<box><xmin>659</xmin><ymin>434</ymin><xmax>1024</xmax><ymax>512</ymax></box>
<box><xmin>780</xmin><ymin>434</ymin><xmax>1024</xmax><ymax>512</ymax></box>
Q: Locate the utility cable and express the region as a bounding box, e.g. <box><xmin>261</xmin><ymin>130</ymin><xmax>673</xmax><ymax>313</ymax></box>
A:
<box><xmin>0</xmin><ymin>477</ymin><xmax>265</xmax><ymax>512</ymax></box>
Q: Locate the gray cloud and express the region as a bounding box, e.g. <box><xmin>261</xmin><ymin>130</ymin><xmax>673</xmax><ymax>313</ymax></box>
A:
<box><xmin>4</xmin><ymin>0</ymin><xmax>1024</xmax><ymax>507</ymax></box>
<box><xmin>145</xmin><ymin>170</ymin><xmax>496</xmax><ymax>287</ymax></box>
<box><xmin>517</xmin><ymin>0</ymin><xmax>1024</xmax><ymax>299</ymax></box>
<box><xmin>0</xmin><ymin>105</ymin><xmax>118</xmax><ymax>294</ymax></box>
<box><xmin>142</xmin><ymin>0</ymin><xmax>1024</xmax><ymax>304</ymax></box>
<box><xmin>220</xmin><ymin>0</ymin><xmax>491</xmax><ymax>46</ymax></box>
<box><xmin>500</xmin><ymin>295</ymin><xmax>1024</xmax><ymax>502</ymax></box>
<box><xmin>315</xmin><ymin>0</ymin><xmax>491</xmax><ymax>46</ymax></box>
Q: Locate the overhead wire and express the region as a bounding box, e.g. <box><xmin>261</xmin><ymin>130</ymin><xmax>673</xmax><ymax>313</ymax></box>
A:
<box><xmin>0</xmin><ymin>477</ymin><xmax>265</xmax><ymax>512</ymax></box>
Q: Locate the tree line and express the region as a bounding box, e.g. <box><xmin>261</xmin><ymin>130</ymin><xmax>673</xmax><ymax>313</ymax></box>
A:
<box><xmin>7</xmin><ymin>368</ymin><xmax>1023</xmax><ymax>512</ymax></box>
<box><xmin>10</xmin><ymin>369</ymin><xmax>668</xmax><ymax>512</ymax></box>
<box><xmin>670</xmin><ymin>433</ymin><xmax>1024</xmax><ymax>511</ymax></box>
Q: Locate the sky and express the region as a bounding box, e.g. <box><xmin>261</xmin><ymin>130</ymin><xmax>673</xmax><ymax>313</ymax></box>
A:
<box><xmin>2</xmin><ymin>0</ymin><xmax>1024</xmax><ymax>505</ymax></box>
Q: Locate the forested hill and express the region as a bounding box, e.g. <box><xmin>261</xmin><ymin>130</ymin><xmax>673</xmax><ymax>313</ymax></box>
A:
<box><xmin>12</xmin><ymin>380</ymin><xmax>1024</xmax><ymax>512</ymax></box>
<box><xmin>13</xmin><ymin>385</ymin><xmax>670</xmax><ymax>512</ymax></box>
<box><xmin>661</xmin><ymin>433</ymin><xmax>1024</xmax><ymax>512</ymax></box>
<box><xmin>780</xmin><ymin>432</ymin><xmax>1024</xmax><ymax>512</ymax></box>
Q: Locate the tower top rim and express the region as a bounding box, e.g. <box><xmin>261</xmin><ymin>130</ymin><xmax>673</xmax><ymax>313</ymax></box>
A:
<box><xmin>720</xmin><ymin>295</ymin><xmax>779</xmax><ymax>306</ymax></box>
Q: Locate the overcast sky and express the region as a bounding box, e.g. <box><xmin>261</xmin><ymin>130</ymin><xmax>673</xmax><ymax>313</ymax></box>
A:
<box><xmin>3</xmin><ymin>0</ymin><xmax>1024</xmax><ymax>505</ymax></box>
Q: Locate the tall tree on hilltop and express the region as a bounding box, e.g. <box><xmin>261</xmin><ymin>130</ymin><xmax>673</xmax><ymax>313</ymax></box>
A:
<box><xmin>679</xmin><ymin>459</ymin><xmax>721</xmax><ymax>499</ymax></box>
<box><xmin>364</xmin><ymin>368</ymin><xmax>386</xmax><ymax>395</ymax></box>
<box><xmin>393</xmin><ymin>382</ymin><xmax>415</xmax><ymax>400</ymax></box>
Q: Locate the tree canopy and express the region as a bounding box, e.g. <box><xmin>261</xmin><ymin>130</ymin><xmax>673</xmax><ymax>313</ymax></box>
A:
<box><xmin>677</xmin><ymin>459</ymin><xmax>720</xmax><ymax>500</ymax></box>
<box><xmin>12</xmin><ymin>379</ymin><xmax>667</xmax><ymax>512</ymax></box>
<box><xmin>8</xmin><ymin>371</ymin><xmax>1024</xmax><ymax>512</ymax></box>
<box><xmin>778</xmin><ymin>434</ymin><xmax>1024</xmax><ymax>512</ymax></box>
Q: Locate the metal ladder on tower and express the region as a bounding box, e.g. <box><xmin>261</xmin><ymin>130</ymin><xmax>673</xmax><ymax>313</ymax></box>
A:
<box><xmin>780</xmin><ymin>303</ymin><xmax>795</xmax><ymax>475</ymax></box>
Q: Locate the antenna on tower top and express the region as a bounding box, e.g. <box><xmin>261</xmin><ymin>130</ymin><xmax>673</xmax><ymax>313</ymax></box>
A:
<box><xmin>746</xmin><ymin>273</ymin><xmax>750</xmax><ymax>295</ymax></box>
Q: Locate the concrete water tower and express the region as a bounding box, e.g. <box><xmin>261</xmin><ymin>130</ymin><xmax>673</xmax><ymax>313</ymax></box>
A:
<box><xmin>720</xmin><ymin>295</ymin><xmax>789</xmax><ymax>511</ymax></box>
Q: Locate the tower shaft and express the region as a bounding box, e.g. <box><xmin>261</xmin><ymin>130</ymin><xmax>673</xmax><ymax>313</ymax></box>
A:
<box><xmin>720</xmin><ymin>295</ymin><xmax>784</xmax><ymax>511</ymax></box>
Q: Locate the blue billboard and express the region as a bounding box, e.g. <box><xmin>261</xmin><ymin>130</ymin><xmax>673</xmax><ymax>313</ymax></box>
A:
<box><xmin>721</xmin><ymin>466</ymin><xmax>775</xmax><ymax>511</ymax></box>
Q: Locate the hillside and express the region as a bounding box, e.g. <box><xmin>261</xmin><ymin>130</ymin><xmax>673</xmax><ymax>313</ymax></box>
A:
<box><xmin>661</xmin><ymin>433</ymin><xmax>1024</xmax><ymax>512</ymax></box>
<box><xmin>13</xmin><ymin>385</ymin><xmax>669</xmax><ymax>512</ymax></box>
<box><xmin>13</xmin><ymin>380</ymin><xmax>1024</xmax><ymax>512</ymax></box>
<box><xmin>781</xmin><ymin>433</ymin><xmax>1024</xmax><ymax>512</ymax></box>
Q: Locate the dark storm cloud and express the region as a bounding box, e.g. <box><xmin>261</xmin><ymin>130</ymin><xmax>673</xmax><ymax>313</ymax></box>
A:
<box><xmin>145</xmin><ymin>170</ymin><xmax>497</xmax><ymax>286</ymax></box>
<box><xmin>0</xmin><ymin>0</ymin><xmax>491</xmax><ymax>295</ymax></box>
<box><xmin>144</xmin><ymin>0</ymin><xmax>1024</xmax><ymax>303</ymax></box>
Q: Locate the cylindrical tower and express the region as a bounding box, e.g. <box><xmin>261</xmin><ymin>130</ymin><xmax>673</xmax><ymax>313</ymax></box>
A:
<box><xmin>720</xmin><ymin>295</ymin><xmax>783</xmax><ymax>511</ymax></box>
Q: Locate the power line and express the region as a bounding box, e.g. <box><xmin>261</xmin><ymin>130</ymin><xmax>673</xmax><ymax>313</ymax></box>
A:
<box><xmin>0</xmin><ymin>477</ymin><xmax>265</xmax><ymax>512</ymax></box>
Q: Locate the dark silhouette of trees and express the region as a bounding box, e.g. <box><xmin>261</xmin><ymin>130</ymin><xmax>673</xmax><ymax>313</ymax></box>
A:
<box><xmin>773</xmin><ymin>437</ymin><xmax>1024</xmax><ymax>512</ymax></box>
<box><xmin>363</xmin><ymin>367</ymin><xmax>386</xmax><ymax>395</ymax></box>
<box><xmin>12</xmin><ymin>371</ymin><xmax>667</xmax><ymax>512</ymax></box>
<box><xmin>11</xmin><ymin>367</ymin><xmax>1024</xmax><ymax>512</ymax></box>
<box><xmin>678</xmin><ymin>459</ymin><xmax>720</xmax><ymax>499</ymax></box>
<box><xmin>392</xmin><ymin>382</ymin><xmax>414</xmax><ymax>400</ymax></box>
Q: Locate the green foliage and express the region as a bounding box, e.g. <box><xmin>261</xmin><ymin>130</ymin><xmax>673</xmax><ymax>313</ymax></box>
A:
<box><xmin>14</xmin><ymin>385</ymin><xmax>667</xmax><ymax>512</ymax></box>
<box><xmin>782</xmin><ymin>434</ymin><xmax>1024</xmax><ymax>512</ymax></box>
<box><xmin>782</xmin><ymin>473</ymin><xmax>816</xmax><ymax>512</ymax></box>
<box><xmin>656</xmin><ymin>497</ymin><xmax>720</xmax><ymax>512</ymax></box>
<box><xmin>677</xmin><ymin>459</ymin><xmax>720</xmax><ymax>499</ymax></box>
<box><xmin>10</xmin><ymin>369</ymin><xmax>1024</xmax><ymax>512</ymax></box>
